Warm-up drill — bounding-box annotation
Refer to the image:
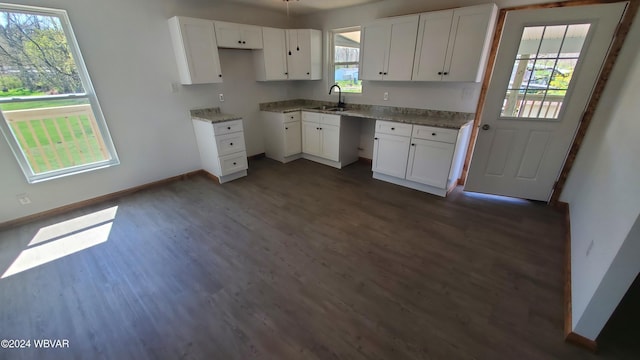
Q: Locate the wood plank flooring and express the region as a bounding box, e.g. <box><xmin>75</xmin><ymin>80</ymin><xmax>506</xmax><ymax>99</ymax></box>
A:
<box><xmin>0</xmin><ymin>158</ymin><xmax>631</xmax><ymax>359</ymax></box>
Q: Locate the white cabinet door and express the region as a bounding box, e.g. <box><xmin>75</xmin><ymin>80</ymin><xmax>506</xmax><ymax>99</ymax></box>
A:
<box><xmin>214</xmin><ymin>21</ymin><xmax>242</xmax><ymax>48</ymax></box>
<box><xmin>255</xmin><ymin>27</ymin><xmax>288</xmax><ymax>81</ymax></box>
<box><xmin>412</xmin><ymin>10</ymin><xmax>453</xmax><ymax>81</ymax></box>
<box><xmin>412</xmin><ymin>4</ymin><xmax>497</xmax><ymax>82</ymax></box>
<box><xmin>286</xmin><ymin>29</ymin><xmax>311</xmax><ymax>79</ymax></box>
<box><xmin>168</xmin><ymin>17</ymin><xmax>222</xmax><ymax>84</ymax></box>
<box><xmin>302</xmin><ymin>121</ymin><xmax>321</xmax><ymax>156</ymax></box>
<box><xmin>444</xmin><ymin>4</ymin><xmax>497</xmax><ymax>82</ymax></box>
<box><xmin>320</xmin><ymin>125</ymin><xmax>340</xmax><ymax>162</ymax></box>
<box><xmin>406</xmin><ymin>138</ymin><xmax>455</xmax><ymax>188</ymax></box>
<box><xmin>385</xmin><ymin>15</ymin><xmax>419</xmax><ymax>81</ymax></box>
<box><xmin>284</xmin><ymin>121</ymin><xmax>302</xmax><ymax>157</ymax></box>
<box><xmin>215</xmin><ymin>21</ymin><xmax>263</xmax><ymax>49</ymax></box>
<box><xmin>360</xmin><ymin>22</ymin><xmax>389</xmax><ymax>80</ymax></box>
<box><xmin>372</xmin><ymin>133</ymin><xmax>410</xmax><ymax>178</ymax></box>
<box><xmin>240</xmin><ymin>25</ymin><xmax>263</xmax><ymax>49</ymax></box>
<box><xmin>361</xmin><ymin>15</ymin><xmax>418</xmax><ymax>81</ymax></box>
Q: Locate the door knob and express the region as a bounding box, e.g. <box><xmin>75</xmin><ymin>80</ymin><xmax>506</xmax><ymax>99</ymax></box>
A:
<box><xmin>482</xmin><ymin>124</ymin><xmax>490</xmax><ymax>130</ymax></box>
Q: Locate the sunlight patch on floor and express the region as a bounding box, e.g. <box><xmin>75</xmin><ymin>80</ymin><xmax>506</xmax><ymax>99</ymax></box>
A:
<box><xmin>2</xmin><ymin>206</ymin><xmax>118</xmax><ymax>279</ymax></box>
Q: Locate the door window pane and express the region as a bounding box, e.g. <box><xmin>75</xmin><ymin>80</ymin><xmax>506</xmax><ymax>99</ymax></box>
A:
<box><xmin>501</xmin><ymin>24</ymin><xmax>590</xmax><ymax>119</ymax></box>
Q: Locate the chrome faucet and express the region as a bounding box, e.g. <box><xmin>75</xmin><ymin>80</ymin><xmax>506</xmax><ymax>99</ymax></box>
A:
<box><xmin>329</xmin><ymin>84</ymin><xmax>345</xmax><ymax>108</ymax></box>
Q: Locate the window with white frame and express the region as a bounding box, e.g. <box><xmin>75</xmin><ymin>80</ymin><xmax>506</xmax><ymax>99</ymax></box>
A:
<box><xmin>331</xmin><ymin>27</ymin><xmax>361</xmax><ymax>94</ymax></box>
<box><xmin>0</xmin><ymin>3</ymin><xmax>119</xmax><ymax>183</ymax></box>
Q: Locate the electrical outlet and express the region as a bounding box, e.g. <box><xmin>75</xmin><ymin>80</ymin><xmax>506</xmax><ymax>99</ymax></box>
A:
<box><xmin>17</xmin><ymin>193</ymin><xmax>31</xmax><ymax>205</ymax></box>
<box><xmin>383</xmin><ymin>92</ymin><xmax>389</xmax><ymax>101</ymax></box>
<box><xmin>219</xmin><ymin>93</ymin><xmax>224</xmax><ymax>102</ymax></box>
<box><xmin>170</xmin><ymin>82</ymin><xmax>180</xmax><ymax>93</ymax></box>
<box><xmin>586</xmin><ymin>239</ymin><xmax>595</xmax><ymax>256</ymax></box>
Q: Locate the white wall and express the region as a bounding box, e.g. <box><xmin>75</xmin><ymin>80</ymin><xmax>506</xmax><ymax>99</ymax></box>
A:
<box><xmin>0</xmin><ymin>0</ymin><xmax>292</xmax><ymax>223</ymax></box>
<box><xmin>292</xmin><ymin>0</ymin><xmax>565</xmax><ymax>113</ymax></box>
<box><xmin>559</xmin><ymin>15</ymin><xmax>640</xmax><ymax>340</ymax></box>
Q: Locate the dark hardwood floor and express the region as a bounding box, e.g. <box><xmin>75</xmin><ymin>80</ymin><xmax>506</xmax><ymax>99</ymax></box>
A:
<box><xmin>0</xmin><ymin>158</ymin><xmax>632</xmax><ymax>359</ymax></box>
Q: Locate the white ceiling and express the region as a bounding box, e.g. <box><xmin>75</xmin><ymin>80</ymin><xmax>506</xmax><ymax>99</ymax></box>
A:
<box><xmin>227</xmin><ymin>0</ymin><xmax>384</xmax><ymax>15</ymax></box>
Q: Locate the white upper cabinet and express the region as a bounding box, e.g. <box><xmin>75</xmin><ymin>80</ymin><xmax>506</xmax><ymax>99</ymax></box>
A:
<box><xmin>360</xmin><ymin>15</ymin><xmax>419</xmax><ymax>81</ymax></box>
<box><xmin>286</xmin><ymin>29</ymin><xmax>322</xmax><ymax>80</ymax></box>
<box><xmin>413</xmin><ymin>3</ymin><xmax>498</xmax><ymax>82</ymax></box>
<box><xmin>168</xmin><ymin>16</ymin><xmax>223</xmax><ymax>84</ymax></box>
<box><xmin>254</xmin><ymin>27</ymin><xmax>288</xmax><ymax>81</ymax></box>
<box><xmin>214</xmin><ymin>21</ymin><xmax>263</xmax><ymax>49</ymax></box>
<box><xmin>254</xmin><ymin>28</ymin><xmax>322</xmax><ymax>81</ymax></box>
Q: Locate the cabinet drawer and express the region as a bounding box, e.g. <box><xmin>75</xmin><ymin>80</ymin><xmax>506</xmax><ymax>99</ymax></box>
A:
<box><xmin>375</xmin><ymin>121</ymin><xmax>412</xmax><ymax>137</ymax></box>
<box><xmin>215</xmin><ymin>132</ymin><xmax>246</xmax><ymax>156</ymax></box>
<box><xmin>412</xmin><ymin>125</ymin><xmax>458</xmax><ymax>143</ymax></box>
<box><xmin>320</xmin><ymin>114</ymin><xmax>341</xmax><ymax>127</ymax></box>
<box><xmin>212</xmin><ymin>120</ymin><xmax>243</xmax><ymax>136</ymax></box>
<box><xmin>284</xmin><ymin>111</ymin><xmax>301</xmax><ymax>123</ymax></box>
<box><xmin>219</xmin><ymin>151</ymin><xmax>248</xmax><ymax>176</ymax></box>
<box><xmin>302</xmin><ymin>111</ymin><xmax>321</xmax><ymax>122</ymax></box>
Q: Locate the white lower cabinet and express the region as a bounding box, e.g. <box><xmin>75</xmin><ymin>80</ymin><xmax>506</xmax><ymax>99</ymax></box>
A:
<box><xmin>372</xmin><ymin>133</ymin><xmax>411</xmax><ymax>178</ymax></box>
<box><xmin>192</xmin><ymin>119</ymin><xmax>248</xmax><ymax>183</ymax></box>
<box><xmin>263</xmin><ymin>111</ymin><xmax>302</xmax><ymax>163</ymax></box>
<box><xmin>300</xmin><ymin>111</ymin><xmax>359</xmax><ymax>169</ymax></box>
<box><xmin>406</xmin><ymin>138</ymin><xmax>455</xmax><ymax>188</ymax></box>
<box><xmin>372</xmin><ymin>120</ymin><xmax>472</xmax><ymax>197</ymax></box>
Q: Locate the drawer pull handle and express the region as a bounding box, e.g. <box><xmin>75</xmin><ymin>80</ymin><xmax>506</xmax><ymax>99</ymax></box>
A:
<box><xmin>432</xmin><ymin>133</ymin><xmax>436</xmax><ymax>136</ymax></box>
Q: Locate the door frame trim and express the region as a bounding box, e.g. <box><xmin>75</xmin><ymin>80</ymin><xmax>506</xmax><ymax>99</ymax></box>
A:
<box><xmin>460</xmin><ymin>0</ymin><xmax>639</xmax><ymax>206</ymax></box>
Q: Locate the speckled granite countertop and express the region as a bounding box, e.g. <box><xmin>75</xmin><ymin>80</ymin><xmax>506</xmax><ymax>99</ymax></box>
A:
<box><xmin>190</xmin><ymin>107</ymin><xmax>242</xmax><ymax>123</ymax></box>
<box><xmin>259</xmin><ymin>99</ymin><xmax>474</xmax><ymax>129</ymax></box>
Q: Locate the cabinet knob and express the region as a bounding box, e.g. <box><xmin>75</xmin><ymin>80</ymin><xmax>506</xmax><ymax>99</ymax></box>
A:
<box><xmin>306</xmin><ymin>72</ymin><xmax>310</xmax><ymax>75</ymax></box>
<box><xmin>285</xmin><ymin>72</ymin><xmax>288</xmax><ymax>75</ymax></box>
<box><xmin>391</xmin><ymin>127</ymin><xmax>395</xmax><ymax>131</ymax></box>
<box><xmin>238</xmin><ymin>40</ymin><xmax>242</xmax><ymax>44</ymax></box>
<box><xmin>242</xmin><ymin>41</ymin><xmax>246</xmax><ymax>44</ymax></box>
<box><xmin>233</xmin><ymin>162</ymin><xmax>237</xmax><ymax>165</ymax></box>
<box><xmin>411</xmin><ymin>143</ymin><xmax>415</xmax><ymax>146</ymax></box>
<box><xmin>219</xmin><ymin>74</ymin><xmax>222</xmax><ymax>78</ymax></box>
<box><xmin>438</xmin><ymin>72</ymin><xmax>443</xmax><ymax>75</ymax></box>
<box><xmin>227</xmin><ymin>126</ymin><xmax>231</xmax><ymax>130</ymax></box>
<box><xmin>383</xmin><ymin>72</ymin><xmax>387</xmax><ymax>75</ymax></box>
<box><xmin>379</xmin><ymin>71</ymin><xmax>383</xmax><ymax>75</ymax></box>
<box><xmin>432</xmin><ymin>133</ymin><xmax>436</xmax><ymax>136</ymax></box>
<box><xmin>443</xmin><ymin>72</ymin><xmax>449</xmax><ymax>75</ymax></box>
<box><xmin>285</xmin><ymin>127</ymin><xmax>289</xmax><ymax>130</ymax></box>
<box><xmin>374</xmin><ymin>137</ymin><xmax>378</xmax><ymax>140</ymax></box>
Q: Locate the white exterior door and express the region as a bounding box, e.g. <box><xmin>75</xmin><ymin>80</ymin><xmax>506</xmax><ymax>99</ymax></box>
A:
<box><xmin>372</xmin><ymin>133</ymin><xmax>410</xmax><ymax>178</ymax></box>
<box><xmin>466</xmin><ymin>3</ymin><xmax>626</xmax><ymax>201</ymax></box>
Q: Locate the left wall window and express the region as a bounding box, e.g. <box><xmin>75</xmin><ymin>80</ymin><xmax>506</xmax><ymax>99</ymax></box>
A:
<box><xmin>0</xmin><ymin>3</ymin><xmax>118</xmax><ymax>183</ymax></box>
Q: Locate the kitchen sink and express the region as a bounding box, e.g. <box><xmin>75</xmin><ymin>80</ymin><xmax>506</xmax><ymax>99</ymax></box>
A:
<box><xmin>308</xmin><ymin>106</ymin><xmax>348</xmax><ymax>112</ymax></box>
